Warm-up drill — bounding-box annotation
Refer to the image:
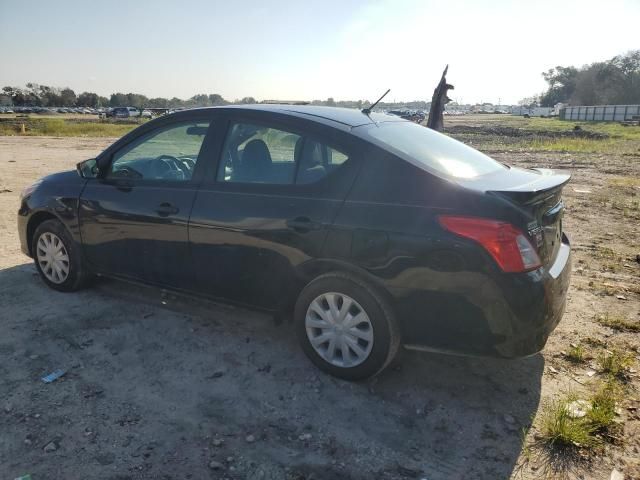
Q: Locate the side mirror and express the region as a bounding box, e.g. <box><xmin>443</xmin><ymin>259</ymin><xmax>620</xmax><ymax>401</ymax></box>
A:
<box><xmin>76</xmin><ymin>158</ymin><xmax>100</xmax><ymax>178</ymax></box>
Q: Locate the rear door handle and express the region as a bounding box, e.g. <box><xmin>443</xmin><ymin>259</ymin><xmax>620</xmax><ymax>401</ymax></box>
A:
<box><xmin>156</xmin><ymin>202</ymin><xmax>180</xmax><ymax>217</ymax></box>
<box><xmin>286</xmin><ymin>216</ymin><xmax>322</xmax><ymax>232</ymax></box>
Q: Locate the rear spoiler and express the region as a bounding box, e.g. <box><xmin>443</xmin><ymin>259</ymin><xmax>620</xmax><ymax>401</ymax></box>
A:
<box><xmin>487</xmin><ymin>168</ymin><xmax>571</xmax><ymax>206</ymax></box>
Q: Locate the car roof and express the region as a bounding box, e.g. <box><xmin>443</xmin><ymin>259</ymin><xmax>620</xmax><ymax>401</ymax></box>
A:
<box><xmin>185</xmin><ymin>104</ymin><xmax>407</xmax><ymax>129</ymax></box>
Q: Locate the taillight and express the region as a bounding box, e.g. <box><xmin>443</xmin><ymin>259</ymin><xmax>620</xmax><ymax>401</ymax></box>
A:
<box><xmin>438</xmin><ymin>216</ymin><xmax>542</xmax><ymax>273</ymax></box>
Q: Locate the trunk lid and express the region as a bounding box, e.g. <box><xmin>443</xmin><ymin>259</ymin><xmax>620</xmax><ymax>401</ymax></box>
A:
<box><xmin>457</xmin><ymin>167</ymin><xmax>571</xmax><ymax>266</ymax></box>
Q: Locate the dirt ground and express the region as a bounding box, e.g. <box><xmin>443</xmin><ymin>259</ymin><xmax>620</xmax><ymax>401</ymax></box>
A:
<box><xmin>0</xmin><ymin>120</ymin><xmax>638</xmax><ymax>480</ymax></box>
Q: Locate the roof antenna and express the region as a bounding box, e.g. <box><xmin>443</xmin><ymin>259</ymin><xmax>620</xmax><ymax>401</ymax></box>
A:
<box><xmin>362</xmin><ymin>89</ymin><xmax>390</xmax><ymax>115</ymax></box>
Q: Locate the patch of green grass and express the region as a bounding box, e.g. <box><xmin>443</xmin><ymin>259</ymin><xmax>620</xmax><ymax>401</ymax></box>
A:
<box><xmin>539</xmin><ymin>397</ymin><xmax>598</xmax><ymax>449</ymax></box>
<box><xmin>445</xmin><ymin>114</ymin><xmax>640</xmax><ymax>154</ymax></box>
<box><xmin>587</xmin><ymin>381</ymin><xmax>620</xmax><ymax>433</ymax></box>
<box><xmin>566</xmin><ymin>344</ymin><xmax>586</xmax><ymax>363</ymax></box>
<box><xmin>0</xmin><ymin>118</ymin><xmax>140</xmax><ymax>137</ymax></box>
<box><xmin>522</xmin><ymin>137</ymin><xmax>627</xmax><ymax>154</ymax></box>
<box><xmin>537</xmin><ymin>381</ymin><xmax>623</xmax><ymax>449</ymax></box>
<box><xmin>608</xmin><ymin>176</ymin><xmax>640</xmax><ymax>188</ymax></box>
<box><xmin>596</xmin><ymin>313</ymin><xmax>640</xmax><ymax>332</ymax></box>
<box><xmin>597</xmin><ymin>349</ymin><xmax>634</xmax><ymax>379</ymax></box>
<box><xmin>526</xmin><ymin>117</ymin><xmax>640</xmax><ymax>140</ymax></box>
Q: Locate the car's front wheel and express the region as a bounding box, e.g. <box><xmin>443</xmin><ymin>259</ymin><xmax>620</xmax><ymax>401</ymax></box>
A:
<box><xmin>294</xmin><ymin>272</ymin><xmax>400</xmax><ymax>380</ymax></box>
<box><xmin>32</xmin><ymin>219</ymin><xmax>89</xmax><ymax>292</ymax></box>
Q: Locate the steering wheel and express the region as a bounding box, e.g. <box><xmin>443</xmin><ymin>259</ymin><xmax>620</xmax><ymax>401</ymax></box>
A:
<box><xmin>152</xmin><ymin>155</ymin><xmax>186</xmax><ymax>180</ymax></box>
<box><xmin>111</xmin><ymin>164</ymin><xmax>143</xmax><ymax>179</ymax></box>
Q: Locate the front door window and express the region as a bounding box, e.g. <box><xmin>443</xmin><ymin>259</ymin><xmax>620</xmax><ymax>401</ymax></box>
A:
<box><xmin>108</xmin><ymin>121</ymin><xmax>211</xmax><ymax>181</ymax></box>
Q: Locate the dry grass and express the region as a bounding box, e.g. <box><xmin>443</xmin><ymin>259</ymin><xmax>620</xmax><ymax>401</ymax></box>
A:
<box><xmin>597</xmin><ymin>349</ymin><xmax>635</xmax><ymax>379</ymax></box>
<box><xmin>0</xmin><ymin>118</ymin><xmax>140</xmax><ymax>137</ymax></box>
<box><xmin>565</xmin><ymin>344</ymin><xmax>586</xmax><ymax>363</ymax></box>
<box><xmin>596</xmin><ymin>313</ymin><xmax>640</xmax><ymax>332</ymax></box>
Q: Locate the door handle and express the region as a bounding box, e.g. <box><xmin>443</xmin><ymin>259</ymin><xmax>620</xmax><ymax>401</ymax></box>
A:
<box><xmin>156</xmin><ymin>202</ymin><xmax>180</xmax><ymax>217</ymax></box>
<box><xmin>286</xmin><ymin>216</ymin><xmax>321</xmax><ymax>232</ymax></box>
<box><xmin>114</xmin><ymin>180</ymin><xmax>133</xmax><ymax>192</ymax></box>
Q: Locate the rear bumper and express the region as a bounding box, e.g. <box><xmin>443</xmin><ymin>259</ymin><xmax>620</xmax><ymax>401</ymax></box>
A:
<box><xmin>394</xmin><ymin>233</ymin><xmax>572</xmax><ymax>358</ymax></box>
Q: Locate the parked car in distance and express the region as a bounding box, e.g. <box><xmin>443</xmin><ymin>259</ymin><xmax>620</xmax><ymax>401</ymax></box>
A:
<box><xmin>17</xmin><ymin>105</ymin><xmax>571</xmax><ymax>380</ymax></box>
<box><xmin>107</xmin><ymin>107</ymin><xmax>141</xmax><ymax>118</ymax></box>
<box><xmin>141</xmin><ymin>109</ymin><xmax>153</xmax><ymax>118</ymax></box>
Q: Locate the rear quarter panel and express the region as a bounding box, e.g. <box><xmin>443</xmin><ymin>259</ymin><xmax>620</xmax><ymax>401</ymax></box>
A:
<box><xmin>323</xmin><ymin>152</ymin><xmax>535</xmax><ymax>356</ymax></box>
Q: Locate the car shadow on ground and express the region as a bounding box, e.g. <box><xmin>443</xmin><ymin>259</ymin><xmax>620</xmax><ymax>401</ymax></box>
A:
<box><xmin>1</xmin><ymin>264</ymin><xmax>543</xmax><ymax>480</ymax></box>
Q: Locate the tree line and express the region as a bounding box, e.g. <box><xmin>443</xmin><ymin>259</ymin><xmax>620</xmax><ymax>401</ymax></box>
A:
<box><xmin>0</xmin><ymin>84</ymin><xmax>431</xmax><ymax>111</ymax></box>
<box><xmin>538</xmin><ymin>50</ymin><xmax>639</xmax><ymax>107</ymax></box>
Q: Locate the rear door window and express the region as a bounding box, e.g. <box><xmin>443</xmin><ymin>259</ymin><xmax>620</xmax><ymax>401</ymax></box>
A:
<box><xmin>217</xmin><ymin>122</ymin><xmax>350</xmax><ymax>185</ymax></box>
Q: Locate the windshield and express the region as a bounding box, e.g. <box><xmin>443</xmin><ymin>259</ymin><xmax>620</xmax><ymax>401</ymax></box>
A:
<box><xmin>362</xmin><ymin>122</ymin><xmax>505</xmax><ymax>179</ymax></box>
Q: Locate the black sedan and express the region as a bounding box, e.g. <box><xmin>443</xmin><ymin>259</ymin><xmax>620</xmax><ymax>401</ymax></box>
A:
<box><xmin>18</xmin><ymin>105</ymin><xmax>571</xmax><ymax>380</ymax></box>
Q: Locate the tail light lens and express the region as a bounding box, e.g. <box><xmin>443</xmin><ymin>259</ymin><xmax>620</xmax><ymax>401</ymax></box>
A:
<box><xmin>438</xmin><ymin>216</ymin><xmax>542</xmax><ymax>273</ymax></box>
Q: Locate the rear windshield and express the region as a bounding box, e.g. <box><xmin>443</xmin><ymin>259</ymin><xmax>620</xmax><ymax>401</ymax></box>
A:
<box><xmin>362</xmin><ymin>122</ymin><xmax>505</xmax><ymax>178</ymax></box>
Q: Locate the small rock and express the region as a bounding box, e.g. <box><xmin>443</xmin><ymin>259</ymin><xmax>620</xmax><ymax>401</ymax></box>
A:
<box><xmin>610</xmin><ymin>469</ymin><xmax>624</xmax><ymax>480</ymax></box>
<box><xmin>566</xmin><ymin>399</ymin><xmax>591</xmax><ymax>418</ymax></box>
<box><xmin>226</xmin><ymin>456</ymin><xmax>234</xmax><ymax>463</ymax></box>
<box><xmin>298</xmin><ymin>433</ymin><xmax>312</xmax><ymax>441</ymax></box>
<box><xmin>585</xmin><ymin>369</ymin><xmax>597</xmax><ymax>377</ymax></box>
<box><xmin>3</xmin><ymin>403</ymin><xmax>12</xmax><ymax>413</ymax></box>
<box><xmin>209</xmin><ymin>460</ymin><xmax>224</xmax><ymax>470</ymax></box>
<box><xmin>43</xmin><ymin>441</ymin><xmax>58</xmax><ymax>452</ymax></box>
<box><xmin>212</xmin><ymin>438</ymin><xmax>224</xmax><ymax>447</ymax></box>
<box><xmin>616</xmin><ymin>295</ymin><xmax>627</xmax><ymax>300</ymax></box>
<box><xmin>29</xmin><ymin>354</ymin><xmax>39</xmax><ymax>360</ymax></box>
<box><xmin>246</xmin><ymin>434</ymin><xmax>256</xmax><ymax>443</ymax></box>
<box><xmin>24</xmin><ymin>438</ymin><xmax>32</xmax><ymax>446</ymax></box>
<box><xmin>548</xmin><ymin>365</ymin><xmax>559</xmax><ymax>374</ymax></box>
<box><xmin>503</xmin><ymin>414</ymin><xmax>516</xmax><ymax>425</ymax></box>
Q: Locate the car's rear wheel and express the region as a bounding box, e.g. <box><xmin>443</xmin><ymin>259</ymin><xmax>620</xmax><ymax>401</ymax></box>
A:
<box><xmin>32</xmin><ymin>219</ymin><xmax>88</xmax><ymax>292</ymax></box>
<box><xmin>294</xmin><ymin>272</ymin><xmax>400</xmax><ymax>380</ymax></box>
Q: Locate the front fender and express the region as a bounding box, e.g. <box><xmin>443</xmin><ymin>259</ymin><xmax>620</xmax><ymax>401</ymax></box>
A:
<box><xmin>18</xmin><ymin>171</ymin><xmax>87</xmax><ymax>256</ymax></box>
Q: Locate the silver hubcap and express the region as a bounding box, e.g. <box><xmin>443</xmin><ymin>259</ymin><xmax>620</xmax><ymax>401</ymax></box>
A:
<box><xmin>36</xmin><ymin>232</ymin><xmax>70</xmax><ymax>284</ymax></box>
<box><xmin>305</xmin><ymin>292</ymin><xmax>374</xmax><ymax>368</ymax></box>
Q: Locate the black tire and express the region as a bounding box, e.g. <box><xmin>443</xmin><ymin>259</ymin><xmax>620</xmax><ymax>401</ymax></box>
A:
<box><xmin>294</xmin><ymin>272</ymin><xmax>400</xmax><ymax>381</ymax></box>
<box><xmin>32</xmin><ymin>219</ymin><xmax>89</xmax><ymax>292</ymax></box>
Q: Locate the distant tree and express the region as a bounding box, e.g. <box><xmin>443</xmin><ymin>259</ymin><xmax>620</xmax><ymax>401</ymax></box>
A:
<box><xmin>539</xmin><ymin>66</ymin><xmax>578</xmax><ymax>106</ymax></box>
<box><xmin>110</xmin><ymin>93</ymin><xmax>128</xmax><ymax>107</ymax></box>
<box><xmin>188</xmin><ymin>94</ymin><xmax>210</xmax><ymax>107</ymax></box>
<box><xmin>239</xmin><ymin>96</ymin><xmax>256</xmax><ymax>104</ymax></box>
<box><xmin>147</xmin><ymin>97</ymin><xmax>169</xmax><ymax>108</ymax></box>
<box><xmin>3</xmin><ymin>86</ymin><xmax>26</xmax><ymax>105</ymax></box>
<box><xmin>518</xmin><ymin>96</ymin><xmax>539</xmax><ymax>107</ymax></box>
<box><xmin>77</xmin><ymin>92</ymin><xmax>99</xmax><ymax>107</ymax></box>
<box><xmin>125</xmin><ymin>93</ymin><xmax>148</xmax><ymax>109</ymax></box>
<box><xmin>168</xmin><ymin>97</ymin><xmax>184</xmax><ymax>108</ymax></box>
<box><xmin>538</xmin><ymin>50</ymin><xmax>640</xmax><ymax>106</ymax></box>
<box><xmin>97</xmin><ymin>96</ymin><xmax>109</xmax><ymax>107</ymax></box>
<box><xmin>59</xmin><ymin>88</ymin><xmax>76</xmax><ymax>107</ymax></box>
<box><xmin>208</xmin><ymin>93</ymin><xmax>226</xmax><ymax>105</ymax></box>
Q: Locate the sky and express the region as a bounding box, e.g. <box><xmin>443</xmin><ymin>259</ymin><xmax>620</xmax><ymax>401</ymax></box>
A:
<box><xmin>1</xmin><ymin>0</ymin><xmax>638</xmax><ymax>104</ymax></box>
